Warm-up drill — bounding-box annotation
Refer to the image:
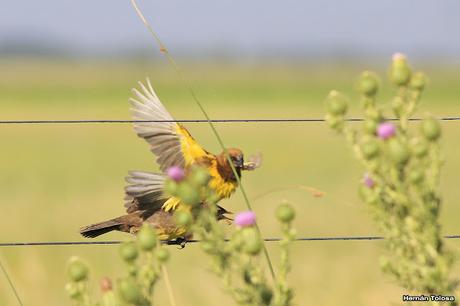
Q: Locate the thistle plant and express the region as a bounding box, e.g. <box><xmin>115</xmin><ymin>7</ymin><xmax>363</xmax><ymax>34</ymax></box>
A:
<box><xmin>67</xmin><ymin>166</ymin><xmax>296</xmax><ymax>306</ymax></box>
<box><xmin>66</xmin><ymin>224</ymin><xmax>170</xmax><ymax>306</ymax></box>
<box><xmin>166</xmin><ymin>166</ymin><xmax>296</xmax><ymax>306</ymax></box>
<box><xmin>325</xmin><ymin>54</ymin><xmax>457</xmax><ymax>302</ymax></box>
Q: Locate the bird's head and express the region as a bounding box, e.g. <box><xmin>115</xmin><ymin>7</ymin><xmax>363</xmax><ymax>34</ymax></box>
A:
<box><xmin>226</xmin><ymin>148</ymin><xmax>245</xmax><ymax>170</ymax></box>
<box><xmin>216</xmin><ymin>148</ymin><xmax>244</xmax><ymax>182</ymax></box>
<box><xmin>217</xmin><ymin>148</ymin><xmax>261</xmax><ymax>182</ymax></box>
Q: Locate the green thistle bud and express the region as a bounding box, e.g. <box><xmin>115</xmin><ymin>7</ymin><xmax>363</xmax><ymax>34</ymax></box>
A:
<box><xmin>65</xmin><ymin>283</ymin><xmax>80</xmax><ymax>299</ymax></box>
<box><xmin>326</xmin><ymin>90</ymin><xmax>348</xmax><ymax>116</ymax></box>
<box><xmin>67</xmin><ymin>257</ymin><xmax>88</xmax><ymax>282</ymax></box>
<box><xmin>118</xmin><ymin>277</ymin><xmax>143</xmax><ymax>304</ymax></box>
<box><xmin>325</xmin><ymin>114</ymin><xmax>343</xmax><ymax>130</ymax></box>
<box><xmin>276</xmin><ymin>203</ymin><xmax>296</xmax><ymax>223</ymax></box>
<box><xmin>242</xmin><ymin>228</ymin><xmax>262</xmax><ymax>255</ymax></box>
<box><xmin>410</xmin><ymin>71</ymin><xmax>427</xmax><ymax>91</ymax></box>
<box><xmin>137</xmin><ymin>224</ymin><xmax>157</xmax><ymax>251</ymax></box>
<box><xmin>102</xmin><ymin>291</ymin><xmax>117</xmax><ymax>306</ymax></box>
<box><xmin>174</xmin><ymin>210</ymin><xmax>193</xmax><ymax>227</ymax></box>
<box><xmin>362</xmin><ymin>140</ymin><xmax>380</xmax><ymax>159</ymax></box>
<box><xmin>190</xmin><ymin>167</ymin><xmax>210</xmax><ymax>187</ymax></box>
<box><xmin>392</xmin><ymin>96</ymin><xmax>404</xmax><ymax>116</ymax></box>
<box><xmin>128</xmin><ymin>265</ymin><xmax>137</xmax><ymax>277</ymax></box>
<box><xmin>140</xmin><ymin>266</ymin><xmax>156</xmax><ymax>284</ymax></box>
<box><xmin>177</xmin><ymin>183</ymin><xmax>201</xmax><ymax>206</ymax></box>
<box><xmin>260</xmin><ymin>285</ymin><xmax>274</xmax><ymax>305</ymax></box>
<box><xmin>409</xmin><ymin>170</ymin><xmax>424</xmax><ymax>184</ymax></box>
<box><xmin>365</xmin><ymin>108</ymin><xmax>382</xmax><ymax>122</ymax></box>
<box><xmin>206</xmin><ymin>192</ymin><xmax>220</xmax><ymax>205</ymax></box>
<box><xmin>289</xmin><ymin>228</ymin><xmax>298</xmax><ymax>239</ymax></box>
<box><xmin>404</xmin><ymin>216</ymin><xmax>417</xmax><ymax>231</ymax></box>
<box><xmin>156</xmin><ymin>248</ymin><xmax>170</xmax><ymax>263</ymax></box>
<box><xmin>358</xmin><ymin>186</ymin><xmax>378</xmax><ymax>205</ymax></box>
<box><xmin>412</xmin><ymin>140</ymin><xmax>428</xmax><ymax>158</ymax></box>
<box><xmin>421</xmin><ymin>118</ymin><xmax>441</xmax><ymax>141</ymax></box>
<box><xmin>379</xmin><ymin>257</ymin><xmax>391</xmax><ymax>272</ymax></box>
<box><xmin>201</xmin><ymin>242</ymin><xmax>214</xmax><ymax>253</ymax></box>
<box><xmin>388</xmin><ymin>139</ymin><xmax>410</xmax><ymax>165</ymax></box>
<box><xmin>357</xmin><ymin>71</ymin><xmax>379</xmax><ymax>96</ymax></box>
<box><xmin>164</xmin><ymin>180</ymin><xmax>178</xmax><ymax>196</ymax></box>
<box><xmin>119</xmin><ymin>242</ymin><xmax>138</xmax><ymax>263</ymax></box>
<box><xmin>243</xmin><ymin>268</ymin><xmax>252</xmax><ymax>284</ymax></box>
<box><xmin>390</xmin><ymin>53</ymin><xmax>412</xmax><ymax>86</ymax></box>
<box><xmin>364</xmin><ymin>120</ymin><xmax>378</xmax><ymax>134</ymax></box>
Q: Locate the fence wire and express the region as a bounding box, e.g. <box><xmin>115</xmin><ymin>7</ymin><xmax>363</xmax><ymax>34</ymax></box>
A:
<box><xmin>2</xmin><ymin>235</ymin><xmax>460</xmax><ymax>247</ymax></box>
<box><xmin>1</xmin><ymin>117</ymin><xmax>460</xmax><ymax>125</ymax></box>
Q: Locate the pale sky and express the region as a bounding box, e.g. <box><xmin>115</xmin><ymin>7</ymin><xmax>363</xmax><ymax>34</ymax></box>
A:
<box><xmin>1</xmin><ymin>0</ymin><xmax>459</xmax><ymax>58</ymax></box>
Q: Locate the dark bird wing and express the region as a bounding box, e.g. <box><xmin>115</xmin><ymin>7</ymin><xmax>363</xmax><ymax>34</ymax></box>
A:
<box><xmin>124</xmin><ymin>171</ymin><xmax>168</xmax><ymax>213</ymax></box>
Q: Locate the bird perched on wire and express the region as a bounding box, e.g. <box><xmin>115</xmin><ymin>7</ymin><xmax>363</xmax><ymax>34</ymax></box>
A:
<box><xmin>80</xmin><ymin>79</ymin><xmax>260</xmax><ymax>240</ymax></box>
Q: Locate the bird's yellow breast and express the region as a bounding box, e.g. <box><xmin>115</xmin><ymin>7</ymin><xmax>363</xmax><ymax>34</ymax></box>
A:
<box><xmin>175</xmin><ymin>124</ymin><xmax>238</xmax><ymax>199</ymax></box>
<box><xmin>208</xmin><ymin>160</ymin><xmax>238</xmax><ymax>199</ymax></box>
<box><xmin>161</xmin><ymin>161</ymin><xmax>237</xmax><ymax>212</ymax></box>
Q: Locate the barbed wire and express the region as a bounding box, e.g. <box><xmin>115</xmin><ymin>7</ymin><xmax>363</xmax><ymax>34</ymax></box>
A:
<box><xmin>2</xmin><ymin>235</ymin><xmax>460</xmax><ymax>247</ymax></box>
<box><xmin>1</xmin><ymin>117</ymin><xmax>460</xmax><ymax>125</ymax></box>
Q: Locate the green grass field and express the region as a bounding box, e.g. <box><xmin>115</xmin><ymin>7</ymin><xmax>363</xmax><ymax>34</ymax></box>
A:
<box><xmin>1</xmin><ymin>59</ymin><xmax>460</xmax><ymax>305</ymax></box>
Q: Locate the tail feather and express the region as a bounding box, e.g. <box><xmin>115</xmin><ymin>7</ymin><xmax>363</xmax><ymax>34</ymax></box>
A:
<box><xmin>80</xmin><ymin>218</ymin><xmax>123</xmax><ymax>238</ymax></box>
<box><xmin>216</xmin><ymin>205</ymin><xmax>233</xmax><ymax>224</ymax></box>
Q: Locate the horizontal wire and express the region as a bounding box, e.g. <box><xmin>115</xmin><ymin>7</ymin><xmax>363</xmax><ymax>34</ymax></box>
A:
<box><xmin>2</xmin><ymin>235</ymin><xmax>460</xmax><ymax>247</ymax></box>
<box><xmin>1</xmin><ymin>117</ymin><xmax>460</xmax><ymax>125</ymax></box>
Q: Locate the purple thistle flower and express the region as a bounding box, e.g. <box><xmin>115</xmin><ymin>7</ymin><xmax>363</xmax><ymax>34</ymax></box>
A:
<box><xmin>234</xmin><ymin>211</ymin><xmax>257</xmax><ymax>228</ymax></box>
<box><xmin>363</xmin><ymin>173</ymin><xmax>375</xmax><ymax>188</ymax></box>
<box><xmin>167</xmin><ymin>166</ymin><xmax>185</xmax><ymax>182</ymax></box>
<box><xmin>377</xmin><ymin>122</ymin><xmax>396</xmax><ymax>140</ymax></box>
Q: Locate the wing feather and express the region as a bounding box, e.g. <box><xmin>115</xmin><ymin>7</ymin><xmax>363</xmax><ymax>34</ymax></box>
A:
<box><xmin>130</xmin><ymin>79</ymin><xmax>211</xmax><ymax>171</ymax></box>
<box><xmin>124</xmin><ymin>171</ymin><xmax>168</xmax><ymax>213</ymax></box>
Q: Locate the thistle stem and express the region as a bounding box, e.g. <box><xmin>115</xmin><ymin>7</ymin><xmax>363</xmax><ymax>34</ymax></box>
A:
<box><xmin>162</xmin><ymin>266</ymin><xmax>178</xmax><ymax>306</ymax></box>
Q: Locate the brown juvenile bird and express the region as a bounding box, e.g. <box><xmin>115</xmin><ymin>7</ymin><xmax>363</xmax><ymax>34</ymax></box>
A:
<box><xmin>80</xmin><ymin>79</ymin><xmax>259</xmax><ymax>240</ymax></box>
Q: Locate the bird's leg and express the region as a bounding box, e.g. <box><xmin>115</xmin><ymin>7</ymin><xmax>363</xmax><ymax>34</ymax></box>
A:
<box><xmin>171</xmin><ymin>236</ymin><xmax>187</xmax><ymax>249</ymax></box>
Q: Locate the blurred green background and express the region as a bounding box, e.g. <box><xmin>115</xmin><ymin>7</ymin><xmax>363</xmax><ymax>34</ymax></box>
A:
<box><xmin>1</xmin><ymin>59</ymin><xmax>460</xmax><ymax>305</ymax></box>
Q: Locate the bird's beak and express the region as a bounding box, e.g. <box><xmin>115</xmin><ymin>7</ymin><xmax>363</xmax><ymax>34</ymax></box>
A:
<box><xmin>234</xmin><ymin>157</ymin><xmax>244</xmax><ymax>169</ymax></box>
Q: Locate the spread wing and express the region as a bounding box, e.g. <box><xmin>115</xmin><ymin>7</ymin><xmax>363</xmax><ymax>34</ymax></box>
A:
<box><xmin>130</xmin><ymin>79</ymin><xmax>212</xmax><ymax>172</ymax></box>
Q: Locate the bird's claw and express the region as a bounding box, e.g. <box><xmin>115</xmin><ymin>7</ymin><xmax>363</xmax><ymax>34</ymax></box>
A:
<box><xmin>173</xmin><ymin>237</ymin><xmax>187</xmax><ymax>249</ymax></box>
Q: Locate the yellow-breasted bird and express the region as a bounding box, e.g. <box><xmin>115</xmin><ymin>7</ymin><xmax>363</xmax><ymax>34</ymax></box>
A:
<box><xmin>80</xmin><ymin>79</ymin><xmax>259</xmax><ymax>240</ymax></box>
